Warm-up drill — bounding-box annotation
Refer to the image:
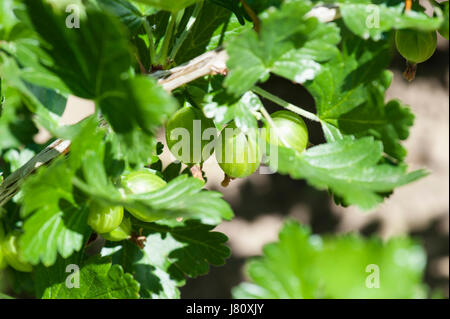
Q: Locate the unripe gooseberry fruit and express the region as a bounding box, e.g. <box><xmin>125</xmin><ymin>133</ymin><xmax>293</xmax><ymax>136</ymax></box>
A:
<box><xmin>265</xmin><ymin>110</ymin><xmax>309</xmax><ymax>153</ymax></box>
<box><xmin>121</xmin><ymin>170</ymin><xmax>167</xmax><ymax>222</ymax></box>
<box><xmin>1</xmin><ymin>232</ymin><xmax>32</xmax><ymax>272</ymax></box>
<box><xmin>101</xmin><ymin>217</ymin><xmax>132</xmax><ymax>242</ymax></box>
<box><xmin>88</xmin><ymin>202</ymin><xmax>124</xmax><ymax>234</ymax></box>
<box><xmin>395</xmin><ymin>29</ymin><xmax>437</xmax><ymax>64</ymax></box>
<box><xmin>215</xmin><ymin>122</ymin><xmax>262</xmax><ymax>178</ymax></box>
<box><xmin>165</xmin><ymin>106</ymin><xmax>216</xmax><ymax>165</ymax></box>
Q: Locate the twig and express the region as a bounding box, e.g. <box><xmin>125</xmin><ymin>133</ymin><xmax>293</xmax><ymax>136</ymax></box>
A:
<box><xmin>0</xmin><ymin>139</ymin><xmax>71</xmax><ymax>206</ymax></box>
<box><xmin>259</xmin><ymin>106</ymin><xmax>292</xmax><ymax>148</ymax></box>
<box><xmin>252</xmin><ymin>86</ymin><xmax>321</xmax><ymax>122</ymax></box>
<box><xmin>155</xmin><ymin>48</ymin><xmax>229</xmax><ymax>91</ymax></box>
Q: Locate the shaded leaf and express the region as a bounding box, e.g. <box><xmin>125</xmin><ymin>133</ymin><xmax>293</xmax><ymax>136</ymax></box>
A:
<box><xmin>233</xmin><ymin>220</ymin><xmax>428</xmax><ymax>298</ymax></box>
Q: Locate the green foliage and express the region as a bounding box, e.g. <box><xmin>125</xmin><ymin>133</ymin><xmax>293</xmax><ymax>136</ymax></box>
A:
<box><xmin>40</xmin><ymin>256</ymin><xmax>140</xmax><ymax>298</ymax></box>
<box><xmin>133</xmin><ymin>0</ymin><xmax>202</xmax><ymax>13</ymax></box>
<box><xmin>233</xmin><ymin>221</ymin><xmax>428</xmax><ymax>298</ymax></box>
<box><xmin>107</xmin><ymin>220</ymin><xmax>230</xmax><ymax>298</ymax></box>
<box><xmin>269</xmin><ymin>137</ymin><xmax>426</xmax><ymax>210</ymax></box>
<box><xmin>335</xmin><ymin>0</ymin><xmax>444</xmax><ymax>40</ymax></box>
<box><xmin>224</xmin><ymin>0</ymin><xmax>340</xmax><ymax>96</ymax></box>
<box><xmin>0</xmin><ymin>0</ymin><xmax>445</xmax><ymax>299</ymax></box>
<box><xmin>438</xmin><ymin>1</ymin><xmax>449</xmax><ymax>39</ymax></box>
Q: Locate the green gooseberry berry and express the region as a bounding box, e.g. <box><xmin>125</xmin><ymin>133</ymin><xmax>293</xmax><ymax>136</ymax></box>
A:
<box><xmin>264</xmin><ymin>110</ymin><xmax>309</xmax><ymax>153</ymax></box>
<box><xmin>88</xmin><ymin>202</ymin><xmax>124</xmax><ymax>234</ymax></box>
<box><xmin>121</xmin><ymin>170</ymin><xmax>167</xmax><ymax>222</ymax></box>
<box><xmin>215</xmin><ymin>122</ymin><xmax>262</xmax><ymax>179</ymax></box>
<box><xmin>165</xmin><ymin>106</ymin><xmax>217</xmax><ymax>166</ymax></box>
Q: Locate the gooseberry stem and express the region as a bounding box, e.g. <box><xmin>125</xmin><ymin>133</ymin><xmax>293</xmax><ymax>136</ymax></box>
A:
<box><xmin>252</xmin><ymin>87</ymin><xmax>320</xmax><ymax>122</ymax></box>
<box><xmin>169</xmin><ymin>1</ymin><xmax>204</xmax><ymax>61</ymax></box>
<box><xmin>405</xmin><ymin>0</ymin><xmax>412</xmax><ymax>11</ymax></box>
<box><xmin>240</xmin><ymin>0</ymin><xmax>261</xmax><ymax>32</ymax></box>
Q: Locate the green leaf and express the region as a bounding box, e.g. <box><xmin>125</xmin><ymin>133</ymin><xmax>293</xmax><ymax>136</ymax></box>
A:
<box><xmin>24</xmin><ymin>1</ymin><xmax>178</xmax><ymax>165</ymax></box>
<box><xmin>438</xmin><ymin>1</ymin><xmax>449</xmax><ymax>39</ymax></box>
<box><xmin>268</xmin><ymin>137</ymin><xmax>427</xmax><ymax>210</ymax></box>
<box><xmin>306</xmin><ymin>35</ymin><xmax>391</xmax><ymax>119</ymax></box>
<box><xmin>24</xmin><ymin>0</ymin><xmax>131</xmax><ymax>99</ymax></box>
<box><xmin>3</xmin><ymin>148</ymin><xmax>35</xmax><ymax>172</ymax></box>
<box><xmin>206</xmin><ymin>13</ymin><xmax>252</xmax><ymax>51</ymax></box>
<box><xmin>0</xmin><ymin>53</ymin><xmax>66</xmax><ymax>134</ymax></box>
<box><xmin>245</xmin><ymin>0</ymin><xmax>284</xmax><ymax>13</ymax></box>
<box><xmin>224</xmin><ymin>0</ymin><xmax>340</xmax><ymax>96</ymax></box>
<box><xmin>98</xmin><ymin>76</ymin><xmax>178</xmax><ymax>165</ymax></box>
<box><xmin>96</xmin><ymin>0</ymin><xmax>145</xmax><ymax>35</ymax></box>
<box><xmin>42</xmin><ymin>256</ymin><xmax>140</xmax><ymax>298</ymax></box>
<box><xmin>33</xmin><ymin>251</ymin><xmax>85</xmax><ymax>298</ymax></box>
<box><xmin>305</xmin><ymin>34</ymin><xmax>414</xmax><ymax>161</ymax></box>
<box><xmin>76</xmin><ymin>172</ymin><xmax>234</xmax><ymax>225</ymax></box>
<box><xmin>233</xmin><ymin>220</ymin><xmax>428</xmax><ymax>299</ymax></box>
<box><xmin>19</xmin><ymin>118</ymin><xmax>102</xmax><ymax>266</ymax></box>
<box><xmin>210</xmin><ymin>0</ymin><xmax>245</xmax><ymax>24</ymax></box>
<box><xmin>339</xmin><ymin>1</ymin><xmax>444</xmax><ymax>40</ymax></box>
<box><xmin>337</xmin><ymin>92</ymin><xmax>415</xmax><ymax>161</ymax></box>
<box><xmin>0</xmin><ymin>38</ymin><xmax>70</xmax><ymax>93</ymax></box>
<box><xmin>203</xmin><ymin>90</ymin><xmax>262</xmax><ymax>132</ymax></box>
<box><xmin>108</xmin><ymin>220</ymin><xmax>230</xmax><ymax>298</ymax></box>
<box><xmin>19</xmin><ymin>161</ymin><xmax>91</xmax><ymax>266</ymax></box>
<box><xmin>174</xmin><ymin>1</ymin><xmax>231</xmax><ymax>64</ymax></box>
<box><xmin>0</xmin><ymin>84</ymin><xmax>38</xmax><ymax>151</ymax></box>
<box><xmin>133</xmin><ymin>0</ymin><xmax>202</xmax><ymax>13</ymax></box>
<box><xmin>0</xmin><ymin>292</ymin><xmax>14</xmax><ymax>299</ymax></box>
<box><xmin>0</xmin><ymin>0</ymin><xmax>19</xmax><ymax>39</ymax></box>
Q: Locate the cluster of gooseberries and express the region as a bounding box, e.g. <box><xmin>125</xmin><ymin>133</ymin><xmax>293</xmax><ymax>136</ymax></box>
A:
<box><xmin>1</xmin><ymin>106</ymin><xmax>310</xmax><ymax>265</ymax></box>
<box><xmin>0</xmin><ymin>226</ymin><xmax>32</xmax><ymax>272</ymax></box>
<box><xmin>87</xmin><ymin>170</ymin><xmax>168</xmax><ymax>242</ymax></box>
<box><xmin>84</xmin><ymin>105</ymin><xmax>309</xmax><ymax>247</ymax></box>
<box><xmin>165</xmin><ymin>106</ymin><xmax>309</xmax><ymax>179</ymax></box>
<box><xmin>0</xmin><ymin>106</ymin><xmax>310</xmax><ymax>263</ymax></box>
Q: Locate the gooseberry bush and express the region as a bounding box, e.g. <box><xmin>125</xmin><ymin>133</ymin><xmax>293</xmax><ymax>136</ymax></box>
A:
<box><xmin>0</xmin><ymin>0</ymin><xmax>447</xmax><ymax>299</ymax></box>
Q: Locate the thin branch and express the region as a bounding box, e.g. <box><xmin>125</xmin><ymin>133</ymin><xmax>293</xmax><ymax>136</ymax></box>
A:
<box><xmin>240</xmin><ymin>0</ymin><xmax>261</xmax><ymax>33</ymax></box>
<box><xmin>0</xmin><ymin>139</ymin><xmax>71</xmax><ymax>206</ymax></box>
<box><xmin>259</xmin><ymin>106</ymin><xmax>291</xmax><ymax>148</ymax></box>
<box><xmin>252</xmin><ymin>86</ymin><xmax>320</xmax><ymax>122</ymax></box>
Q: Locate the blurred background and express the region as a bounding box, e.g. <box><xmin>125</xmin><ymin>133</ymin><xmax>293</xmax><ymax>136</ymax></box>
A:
<box><xmin>33</xmin><ymin>11</ymin><xmax>449</xmax><ymax>300</ymax></box>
